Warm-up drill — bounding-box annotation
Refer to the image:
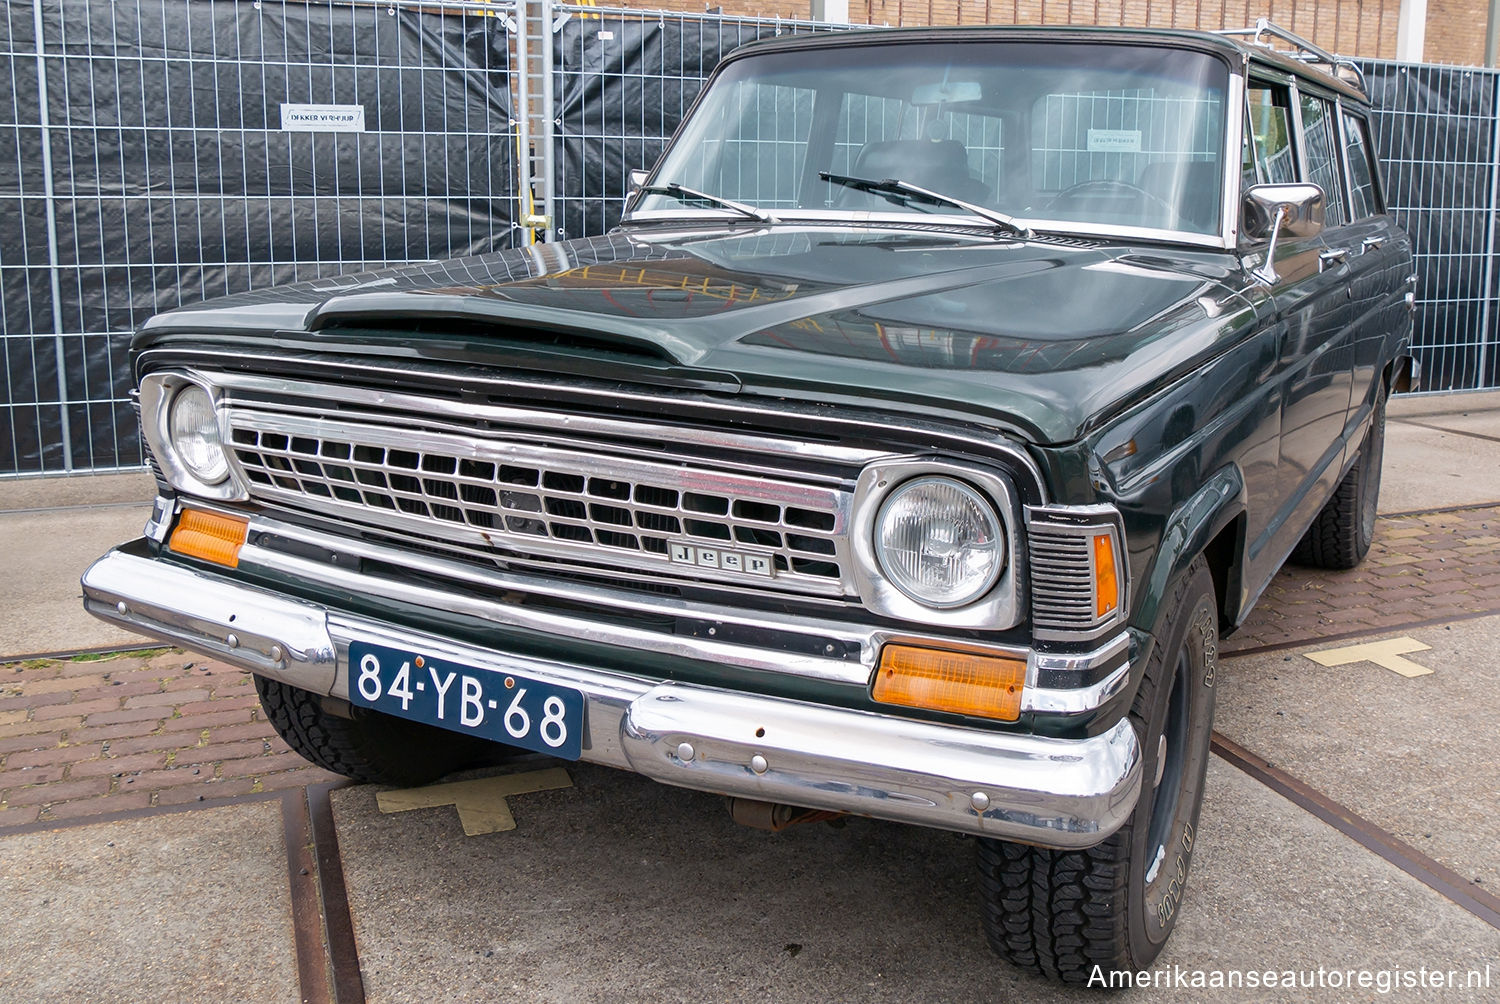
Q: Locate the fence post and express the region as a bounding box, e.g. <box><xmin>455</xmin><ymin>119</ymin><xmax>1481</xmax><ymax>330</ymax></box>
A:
<box><xmin>30</xmin><ymin>0</ymin><xmax>72</xmax><ymax>470</ymax></box>
<box><xmin>541</xmin><ymin>0</ymin><xmax>556</xmax><ymax>242</ymax></box>
<box><xmin>515</xmin><ymin>0</ymin><xmax>533</xmax><ymax>244</ymax></box>
<box><xmin>1481</xmin><ymin>70</ymin><xmax>1500</xmax><ymax>388</ymax></box>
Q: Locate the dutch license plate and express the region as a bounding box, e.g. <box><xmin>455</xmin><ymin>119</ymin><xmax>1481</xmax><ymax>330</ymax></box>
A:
<box><xmin>348</xmin><ymin>641</ymin><xmax>583</xmax><ymax>760</ymax></box>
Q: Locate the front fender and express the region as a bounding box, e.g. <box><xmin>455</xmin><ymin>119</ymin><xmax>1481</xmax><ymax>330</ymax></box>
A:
<box><xmin>1130</xmin><ymin>464</ymin><xmax>1246</xmax><ymax>651</ymax></box>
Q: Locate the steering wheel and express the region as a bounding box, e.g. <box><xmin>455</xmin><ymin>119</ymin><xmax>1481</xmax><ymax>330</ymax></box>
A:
<box><xmin>1046</xmin><ymin>180</ymin><xmax>1183</xmax><ymax>229</ymax></box>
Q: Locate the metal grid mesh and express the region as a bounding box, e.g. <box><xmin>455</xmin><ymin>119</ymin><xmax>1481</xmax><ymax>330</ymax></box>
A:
<box><xmin>548</xmin><ymin>4</ymin><xmax>851</xmax><ymax>241</ymax></box>
<box><xmin>1</xmin><ymin>0</ymin><xmax>519</xmax><ymax>476</ymax></box>
<box><xmin>7</xmin><ymin>7</ymin><xmax>1500</xmax><ymax>478</ymax></box>
<box><xmin>1362</xmin><ymin>60</ymin><xmax>1500</xmax><ymax>393</ymax></box>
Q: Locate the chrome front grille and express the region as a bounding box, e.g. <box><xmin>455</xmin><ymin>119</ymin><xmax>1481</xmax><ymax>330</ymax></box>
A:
<box><xmin>225</xmin><ymin>409</ymin><xmax>854</xmax><ymax>598</ymax></box>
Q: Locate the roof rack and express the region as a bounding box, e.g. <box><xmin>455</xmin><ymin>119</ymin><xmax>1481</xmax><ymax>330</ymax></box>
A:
<box><xmin>1217</xmin><ymin>17</ymin><xmax>1368</xmax><ymax>95</ymax></box>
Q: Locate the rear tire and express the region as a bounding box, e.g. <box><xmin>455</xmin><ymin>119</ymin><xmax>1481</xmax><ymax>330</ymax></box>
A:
<box><xmin>255</xmin><ymin>675</ymin><xmax>503</xmax><ymax>787</ymax></box>
<box><xmin>976</xmin><ymin>559</ymin><xmax>1218</xmax><ymax>982</ymax></box>
<box><xmin>1292</xmin><ymin>389</ymin><xmax>1387</xmax><ymax>570</ymax></box>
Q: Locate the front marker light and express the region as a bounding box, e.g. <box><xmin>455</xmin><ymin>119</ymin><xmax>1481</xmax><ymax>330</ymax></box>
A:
<box><xmin>874</xmin><ymin>477</ymin><xmax>1004</xmax><ymax>608</ymax></box>
<box><xmin>167</xmin><ymin>383</ymin><xmax>229</xmax><ymax>485</ymax></box>
<box><xmin>1093</xmin><ymin>530</ymin><xmax>1121</xmax><ymax>619</ymax></box>
<box><xmin>873</xmin><ymin>644</ymin><xmax>1025</xmax><ymax>721</ymax></box>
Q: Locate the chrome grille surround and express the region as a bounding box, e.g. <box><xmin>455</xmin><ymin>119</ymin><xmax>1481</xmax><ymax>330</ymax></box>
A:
<box><xmin>1025</xmin><ymin>504</ymin><xmax>1129</xmax><ymax>642</ymax></box>
<box><xmin>223</xmin><ymin>408</ymin><xmax>856</xmax><ymax>598</ymax></box>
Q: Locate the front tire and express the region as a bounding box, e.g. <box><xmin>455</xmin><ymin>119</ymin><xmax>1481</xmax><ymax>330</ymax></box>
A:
<box><xmin>977</xmin><ymin>559</ymin><xmax>1218</xmax><ymax>982</ymax></box>
<box><xmin>256</xmin><ymin>675</ymin><xmax>503</xmax><ymax>787</ymax></box>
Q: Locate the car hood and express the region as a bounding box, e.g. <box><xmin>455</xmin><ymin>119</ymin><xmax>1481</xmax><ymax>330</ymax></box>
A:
<box><xmin>141</xmin><ymin>225</ymin><xmax>1257</xmax><ymax>445</ymax></box>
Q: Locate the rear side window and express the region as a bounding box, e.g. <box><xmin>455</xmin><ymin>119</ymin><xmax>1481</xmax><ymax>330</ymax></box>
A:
<box><xmin>1247</xmin><ymin>86</ymin><xmax>1296</xmax><ymax>185</ymax></box>
<box><xmin>1343</xmin><ymin>112</ymin><xmax>1382</xmax><ymax>219</ymax></box>
<box><xmin>1299</xmin><ymin>94</ymin><xmax>1347</xmax><ymax>226</ymax></box>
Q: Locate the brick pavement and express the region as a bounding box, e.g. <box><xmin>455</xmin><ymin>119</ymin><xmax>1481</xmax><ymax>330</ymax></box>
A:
<box><xmin>1224</xmin><ymin>504</ymin><xmax>1500</xmax><ymax>653</ymax></box>
<box><xmin>3</xmin><ymin>505</ymin><xmax>1497</xmax><ymax>827</ymax></box>
<box><xmin>0</xmin><ymin>650</ymin><xmax>338</xmax><ymax>829</ymax></box>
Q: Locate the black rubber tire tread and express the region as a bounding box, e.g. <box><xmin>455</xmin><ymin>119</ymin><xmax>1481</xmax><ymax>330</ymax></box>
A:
<box><xmin>977</xmin><ymin>558</ymin><xmax>1216</xmax><ymax>984</ymax></box>
<box><xmin>255</xmin><ymin>674</ymin><xmax>495</xmax><ymax>787</ymax></box>
<box><xmin>1291</xmin><ymin>390</ymin><xmax>1386</xmax><ymax>570</ymax></box>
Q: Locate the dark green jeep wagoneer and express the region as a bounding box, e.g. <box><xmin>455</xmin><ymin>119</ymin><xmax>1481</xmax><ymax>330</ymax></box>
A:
<box><xmin>85</xmin><ymin>20</ymin><xmax>1415</xmax><ymax>981</ymax></box>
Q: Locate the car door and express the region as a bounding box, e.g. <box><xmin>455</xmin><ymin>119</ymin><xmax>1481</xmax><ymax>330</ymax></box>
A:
<box><xmin>1278</xmin><ymin>88</ymin><xmax>1359</xmax><ymax>512</ymax></box>
<box><xmin>1238</xmin><ymin>81</ymin><xmax>1355</xmax><ymax>586</ymax></box>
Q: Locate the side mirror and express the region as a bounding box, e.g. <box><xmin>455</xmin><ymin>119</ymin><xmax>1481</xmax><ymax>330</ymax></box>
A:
<box><xmin>1243</xmin><ymin>183</ymin><xmax>1324</xmax><ymax>284</ymax></box>
<box><xmin>629</xmin><ymin>169</ymin><xmax>650</xmax><ymax>191</ymax></box>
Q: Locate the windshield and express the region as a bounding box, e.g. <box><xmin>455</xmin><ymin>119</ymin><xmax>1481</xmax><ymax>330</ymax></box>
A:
<box><xmin>636</xmin><ymin>40</ymin><xmax>1229</xmax><ymax>238</ymax></box>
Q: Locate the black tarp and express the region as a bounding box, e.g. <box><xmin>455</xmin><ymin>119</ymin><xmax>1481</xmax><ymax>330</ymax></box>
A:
<box><xmin>1</xmin><ymin>0</ymin><xmax>516</xmax><ymax>473</ymax></box>
<box><xmin>1361</xmin><ymin>60</ymin><xmax>1500</xmax><ymax>392</ymax></box>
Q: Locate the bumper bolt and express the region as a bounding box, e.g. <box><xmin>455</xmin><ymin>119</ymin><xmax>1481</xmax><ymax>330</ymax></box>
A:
<box><xmin>226</xmin><ymin>633</ymin><xmax>240</xmax><ymax>649</ymax></box>
<box><xmin>115</xmin><ymin>601</ymin><xmax>129</xmax><ymax>615</ymax></box>
<box><xmin>750</xmin><ymin>754</ymin><xmax>768</xmax><ymax>774</ymax></box>
<box><xmin>970</xmin><ymin>791</ymin><xmax>990</xmax><ymax>812</ymax></box>
<box><xmin>269</xmin><ymin>645</ymin><xmax>284</xmax><ymax>662</ymax></box>
<box><xmin>676</xmin><ymin>742</ymin><xmax>695</xmax><ymax>763</ymax></box>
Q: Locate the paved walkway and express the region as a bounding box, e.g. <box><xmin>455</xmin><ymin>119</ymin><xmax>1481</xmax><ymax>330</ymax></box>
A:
<box><xmin>2</xmin><ymin>390</ymin><xmax>1499</xmax><ymax>1001</ymax></box>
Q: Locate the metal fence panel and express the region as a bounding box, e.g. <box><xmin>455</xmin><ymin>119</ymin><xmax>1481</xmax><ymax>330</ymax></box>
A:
<box><xmin>1362</xmin><ymin>60</ymin><xmax>1500</xmax><ymax>393</ymax></box>
<box><xmin>548</xmin><ymin>4</ymin><xmax>847</xmax><ymax>242</ymax></box>
<box><xmin>1</xmin><ymin>0</ymin><xmax>518</xmax><ymax>476</ymax></box>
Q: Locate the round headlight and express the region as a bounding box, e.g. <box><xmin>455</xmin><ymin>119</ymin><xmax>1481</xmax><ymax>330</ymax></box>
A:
<box><xmin>167</xmin><ymin>383</ymin><xmax>229</xmax><ymax>485</ymax></box>
<box><xmin>874</xmin><ymin>477</ymin><xmax>1004</xmax><ymax>608</ymax></box>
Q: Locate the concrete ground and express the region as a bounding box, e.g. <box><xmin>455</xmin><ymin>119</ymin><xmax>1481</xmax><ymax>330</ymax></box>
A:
<box><xmin>2</xmin><ymin>391</ymin><xmax>1499</xmax><ymax>1002</ymax></box>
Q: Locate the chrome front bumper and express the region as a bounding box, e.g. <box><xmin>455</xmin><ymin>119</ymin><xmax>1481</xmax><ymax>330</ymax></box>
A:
<box><xmin>82</xmin><ymin>547</ymin><xmax>1142</xmax><ymax>848</ymax></box>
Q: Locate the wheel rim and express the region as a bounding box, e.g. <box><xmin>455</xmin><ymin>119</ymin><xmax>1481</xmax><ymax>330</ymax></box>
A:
<box><xmin>1143</xmin><ymin>648</ymin><xmax>1190</xmax><ymax>889</ymax></box>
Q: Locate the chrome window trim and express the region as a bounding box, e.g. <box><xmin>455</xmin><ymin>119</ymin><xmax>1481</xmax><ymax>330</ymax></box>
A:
<box><xmin>849</xmin><ymin>457</ymin><xmax>1024</xmax><ymax>630</ymax></box>
<box><xmin>623</xmin><ymin>209</ymin><xmax>1234</xmax><ymax>250</ymax></box>
<box><xmin>1222</xmin><ymin>69</ymin><xmax>1247</xmax><ymax>243</ymax></box>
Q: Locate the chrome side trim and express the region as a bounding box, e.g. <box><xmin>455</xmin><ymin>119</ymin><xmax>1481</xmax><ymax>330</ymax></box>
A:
<box><xmin>79</xmin><ymin>550</ymin><xmax>337</xmax><ymax>691</ymax></box>
<box><xmin>81</xmin><ymin>548</ymin><xmax>1141</xmax><ymax>846</ymax></box>
<box><xmin>1025</xmin><ymin>659</ymin><xmax>1132</xmax><ymax>715</ymax></box>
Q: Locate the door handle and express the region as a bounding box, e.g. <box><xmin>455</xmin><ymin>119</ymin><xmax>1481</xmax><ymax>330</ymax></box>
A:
<box><xmin>1319</xmin><ymin>247</ymin><xmax>1350</xmax><ymax>272</ymax></box>
<box><xmin>1361</xmin><ymin>236</ymin><xmax>1385</xmax><ymax>252</ymax></box>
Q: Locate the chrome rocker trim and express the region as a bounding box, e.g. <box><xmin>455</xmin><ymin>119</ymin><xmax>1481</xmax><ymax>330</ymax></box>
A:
<box><xmin>82</xmin><ymin>548</ymin><xmax>1142</xmax><ymax>848</ymax></box>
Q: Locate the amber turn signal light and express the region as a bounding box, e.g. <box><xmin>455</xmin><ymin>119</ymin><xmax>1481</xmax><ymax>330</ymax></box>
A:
<box><xmin>1093</xmin><ymin>531</ymin><xmax>1120</xmax><ymax>619</ymax></box>
<box><xmin>169</xmin><ymin>508</ymin><xmax>249</xmax><ymax>568</ymax></box>
<box><xmin>873</xmin><ymin>644</ymin><xmax>1025</xmax><ymax>722</ymax></box>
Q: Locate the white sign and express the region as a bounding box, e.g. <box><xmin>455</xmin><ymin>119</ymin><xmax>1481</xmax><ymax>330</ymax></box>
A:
<box><xmin>280</xmin><ymin>103</ymin><xmax>366</xmax><ymax>133</ymax></box>
<box><xmin>1087</xmin><ymin>128</ymin><xmax>1142</xmax><ymax>153</ymax></box>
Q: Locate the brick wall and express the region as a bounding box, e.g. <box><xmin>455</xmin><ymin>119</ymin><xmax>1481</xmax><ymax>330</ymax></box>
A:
<box><xmin>622</xmin><ymin>1</ymin><xmax>1421</xmax><ymax>60</ymax></box>
<box><xmin>1424</xmin><ymin>0</ymin><xmax>1488</xmax><ymax>66</ymax></box>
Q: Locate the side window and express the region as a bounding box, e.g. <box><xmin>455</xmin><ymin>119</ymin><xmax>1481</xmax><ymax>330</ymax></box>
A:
<box><xmin>1299</xmin><ymin>94</ymin><xmax>1347</xmax><ymax>226</ymax></box>
<box><xmin>1247</xmin><ymin>86</ymin><xmax>1297</xmax><ymax>185</ymax></box>
<box><xmin>1343</xmin><ymin>112</ymin><xmax>1383</xmax><ymax>219</ymax></box>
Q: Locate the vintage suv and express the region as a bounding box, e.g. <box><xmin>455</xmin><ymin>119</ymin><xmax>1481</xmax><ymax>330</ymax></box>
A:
<box><xmin>83</xmin><ymin>21</ymin><xmax>1414</xmax><ymax>981</ymax></box>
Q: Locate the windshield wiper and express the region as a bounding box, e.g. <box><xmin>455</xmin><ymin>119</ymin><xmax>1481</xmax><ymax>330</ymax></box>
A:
<box><xmin>818</xmin><ymin>171</ymin><xmax>1032</xmax><ymax>239</ymax></box>
<box><xmin>630</xmin><ymin>182</ymin><xmax>772</xmax><ymax>223</ymax></box>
